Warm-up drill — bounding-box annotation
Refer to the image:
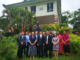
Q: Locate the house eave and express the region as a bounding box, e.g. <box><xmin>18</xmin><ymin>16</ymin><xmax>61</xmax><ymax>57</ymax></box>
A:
<box><xmin>3</xmin><ymin>0</ymin><xmax>37</xmax><ymax>8</ymax></box>
<box><xmin>3</xmin><ymin>0</ymin><xmax>56</xmax><ymax>8</ymax></box>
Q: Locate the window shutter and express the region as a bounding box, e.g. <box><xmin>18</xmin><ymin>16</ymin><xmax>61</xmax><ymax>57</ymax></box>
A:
<box><xmin>47</xmin><ymin>3</ymin><xmax>49</xmax><ymax>12</ymax></box>
<box><xmin>34</xmin><ymin>6</ymin><xmax>36</xmax><ymax>14</ymax></box>
<box><xmin>25</xmin><ymin>7</ymin><xmax>27</xmax><ymax>10</ymax></box>
<box><xmin>51</xmin><ymin>3</ymin><xmax>53</xmax><ymax>11</ymax></box>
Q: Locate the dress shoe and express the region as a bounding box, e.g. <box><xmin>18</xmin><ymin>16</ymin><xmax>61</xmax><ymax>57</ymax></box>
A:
<box><xmin>19</xmin><ymin>58</ymin><xmax>21</xmax><ymax>60</ymax></box>
<box><xmin>21</xmin><ymin>57</ymin><xmax>24</xmax><ymax>59</ymax></box>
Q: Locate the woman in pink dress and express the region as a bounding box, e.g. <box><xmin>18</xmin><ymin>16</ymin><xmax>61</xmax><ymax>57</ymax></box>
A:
<box><xmin>57</xmin><ymin>32</ymin><xmax>63</xmax><ymax>54</ymax></box>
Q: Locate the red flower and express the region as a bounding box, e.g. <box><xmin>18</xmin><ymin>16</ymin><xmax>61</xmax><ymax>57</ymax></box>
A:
<box><xmin>28</xmin><ymin>31</ymin><xmax>30</xmax><ymax>33</ymax></box>
<box><xmin>59</xmin><ymin>26</ymin><xmax>61</xmax><ymax>27</ymax></box>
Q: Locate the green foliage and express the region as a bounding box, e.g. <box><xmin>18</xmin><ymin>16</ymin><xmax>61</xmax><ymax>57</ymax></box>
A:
<box><xmin>0</xmin><ymin>18</ymin><xmax>10</xmax><ymax>32</ymax></box>
<box><xmin>0</xmin><ymin>7</ymin><xmax>36</xmax><ymax>35</ymax></box>
<box><xmin>62</xmin><ymin>11</ymin><xmax>72</xmax><ymax>24</ymax></box>
<box><xmin>0</xmin><ymin>34</ymin><xmax>80</xmax><ymax>60</ymax></box>
<box><xmin>0</xmin><ymin>35</ymin><xmax>18</xmax><ymax>60</ymax></box>
<box><xmin>41</xmin><ymin>24</ymin><xmax>72</xmax><ymax>34</ymax></box>
<box><xmin>69</xmin><ymin>34</ymin><xmax>80</xmax><ymax>56</ymax></box>
<box><xmin>41</xmin><ymin>24</ymin><xmax>54</xmax><ymax>32</ymax></box>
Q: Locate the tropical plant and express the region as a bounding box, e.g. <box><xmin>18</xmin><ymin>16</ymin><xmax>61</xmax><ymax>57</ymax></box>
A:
<box><xmin>0</xmin><ymin>7</ymin><xmax>36</xmax><ymax>36</ymax></box>
<box><xmin>52</xmin><ymin>24</ymin><xmax>72</xmax><ymax>34</ymax></box>
<box><xmin>41</xmin><ymin>24</ymin><xmax>54</xmax><ymax>32</ymax></box>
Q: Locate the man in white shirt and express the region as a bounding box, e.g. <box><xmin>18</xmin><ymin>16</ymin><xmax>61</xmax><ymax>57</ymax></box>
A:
<box><xmin>37</xmin><ymin>31</ymin><xmax>45</xmax><ymax>58</ymax></box>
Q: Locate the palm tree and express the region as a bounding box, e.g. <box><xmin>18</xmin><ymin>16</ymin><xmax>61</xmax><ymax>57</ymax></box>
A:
<box><xmin>1</xmin><ymin>8</ymin><xmax>37</xmax><ymax>32</ymax></box>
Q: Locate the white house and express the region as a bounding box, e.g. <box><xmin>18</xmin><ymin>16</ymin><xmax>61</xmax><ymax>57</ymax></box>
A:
<box><xmin>3</xmin><ymin>0</ymin><xmax>61</xmax><ymax>24</ymax></box>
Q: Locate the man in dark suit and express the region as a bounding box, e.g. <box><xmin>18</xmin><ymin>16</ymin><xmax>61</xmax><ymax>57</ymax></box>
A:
<box><xmin>50</xmin><ymin>30</ymin><xmax>54</xmax><ymax>56</ymax></box>
<box><xmin>37</xmin><ymin>31</ymin><xmax>45</xmax><ymax>58</ymax></box>
<box><xmin>45</xmin><ymin>31</ymin><xmax>50</xmax><ymax>58</ymax></box>
<box><xmin>17</xmin><ymin>32</ymin><xmax>21</xmax><ymax>57</ymax></box>
<box><xmin>25</xmin><ymin>32</ymin><xmax>29</xmax><ymax>57</ymax></box>
<box><xmin>45</xmin><ymin>31</ymin><xmax>52</xmax><ymax>59</ymax></box>
<box><xmin>18</xmin><ymin>31</ymin><xmax>26</xmax><ymax>60</ymax></box>
<box><xmin>43</xmin><ymin>32</ymin><xmax>46</xmax><ymax>56</ymax></box>
<box><xmin>35</xmin><ymin>31</ymin><xmax>39</xmax><ymax>56</ymax></box>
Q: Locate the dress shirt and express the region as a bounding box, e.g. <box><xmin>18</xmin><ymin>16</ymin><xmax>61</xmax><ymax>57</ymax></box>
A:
<box><xmin>35</xmin><ymin>35</ymin><xmax>38</xmax><ymax>40</ymax></box>
<box><xmin>40</xmin><ymin>34</ymin><xmax>42</xmax><ymax>38</ymax></box>
<box><xmin>46</xmin><ymin>35</ymin><xmax>48</xmax><ymax>43</ymax></box>
<box><xmin>22</xmin><ymin>35</ymin><xmax>24</xmax><ymax>39</ymax></box>
<box><xmin>25</xmin><ymin>35</ymin><xmax>29</xmax><ymax>45</ymax></box>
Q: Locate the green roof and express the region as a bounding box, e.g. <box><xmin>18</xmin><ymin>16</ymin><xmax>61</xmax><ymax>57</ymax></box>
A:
<box><xmin>3</xmin><ymin>0</ymin><xmax>37</xmax><ymax>7</ymax></box>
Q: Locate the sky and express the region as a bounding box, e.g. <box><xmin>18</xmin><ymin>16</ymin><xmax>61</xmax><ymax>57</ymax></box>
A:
<box><xmin>0</xmin><ymin>0</ymin><xmax>80</xmax><ymax>28</ymax></box>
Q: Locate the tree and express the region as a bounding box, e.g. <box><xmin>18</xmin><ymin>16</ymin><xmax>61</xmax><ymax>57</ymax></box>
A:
<box><xmin>0</xmin><ymin>17</ymin><xmax>10</xmax><ymax>32</ymax></box>
<box><xmin>62</xmin><ymin>11</ymin><xmax>72</xmax><ymax>24</ymax></box>
<box><xmin>0</xmin><ymin>8</ymin><xmax>36</xmax><ymax>33</ymax></box>
<box><xmin>69</xmin><ymin>9</ymin><xmax>80</xmax><ymax>30</ymax></box>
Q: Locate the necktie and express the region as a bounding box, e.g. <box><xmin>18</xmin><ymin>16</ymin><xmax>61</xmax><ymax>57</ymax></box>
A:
<box><xmin>22</xmin><ymin>36</ymin><xmax>24</xmax><ymax>39</ymax></box>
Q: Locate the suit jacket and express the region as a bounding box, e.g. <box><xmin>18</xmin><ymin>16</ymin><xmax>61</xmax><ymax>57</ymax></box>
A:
<box><xmin>45</xmin><ymin>35</ymin><xmax>52</xmax><ymax>45</ymax></box>
<box><xmin>20</xmin><ymin>35</ymin><xmax>26</xmax><ymax>45</ymax></box>
<box><xmin>35</xmin><ymin>35</ymin><xmax>38</xmax><ymax>41</ymax></box>
<box><xmin>37</xmin><ymin>35</ymin><xmax>44</xmax><ymax>46</ymax></box>
<box><xmin>48</xmin><ymin>35</ymin><xmax>52</xmax><ymax>44</ymax></box>
<box><xmin>49</xmin><ymin>34</ymin><xmax>54</xmax><ymax>43</ymax></box>
<box><xmin>17</xmin><ymin>35</ymin><xmax>21</xmax><ymax>45</ymax></box>
<box><xmin>43</xmin><ymin>35</ymin><xmax>46</xmax><ymax>44</ymax></box>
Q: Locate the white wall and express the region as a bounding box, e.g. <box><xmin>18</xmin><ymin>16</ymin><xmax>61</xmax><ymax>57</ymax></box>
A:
<box><xmin>20</xmin><ymin>0</ymin><xmax>58</xmax><ymax>17</ymax></box>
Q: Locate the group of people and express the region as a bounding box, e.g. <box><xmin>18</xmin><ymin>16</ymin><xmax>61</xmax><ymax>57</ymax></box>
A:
<box><xmin>17</xmin><ymin>31</ymin><xmax>70</xmax><ymax>60</ymax></box>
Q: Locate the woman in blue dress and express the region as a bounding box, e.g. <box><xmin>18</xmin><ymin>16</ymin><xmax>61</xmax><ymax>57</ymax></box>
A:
<box><xmin>28</xmin><ymin>32</ymin><xmax>37</xmax><ymax>59</ymax></box>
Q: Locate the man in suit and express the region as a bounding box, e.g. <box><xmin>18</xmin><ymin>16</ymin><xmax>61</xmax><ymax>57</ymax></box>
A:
<box><xmin>35</xmin><ymin>31</ymin><xmax>39</xmax><ymax>56</ymax></box>
<box><xmin>18</xmin><ymin>31</ymin><xmax>26</xmax><ymax>60</ymax></box>
<box><xmin>45</xmin><ymin>31</ymin><xmax>50</xmax><ymax>58</ymax></box>
<box><xmin>17</xmin><ymin>32</ymin><xmax>21</xmax><ymax>57</ymax></box>
<box><xmin>50</xmin><ymin>30</ymin><xmax>54</xmax><ymax>56</ymax></box>
<box><xmin>43</xmin><ymin>32</ymin><xmax>46</xmax><ymax>56</ymax></box>
<box><xmin>37</xmin><ymin>31</ymin><xmax>45</xmax><ymax>58</ymax></box>
<box><xmin>46</xmin><ymin>31</ymin><xmax>52</xmax><ymax>59</ymax></box>
<box><xmin>25</xmin><ymin>32</ymin><xmax>29</xmax><ymax>57</ymax></box>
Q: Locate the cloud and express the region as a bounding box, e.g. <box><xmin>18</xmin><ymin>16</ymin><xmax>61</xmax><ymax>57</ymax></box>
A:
<box><xmin>0</xmin><ymin>0</ymin><xmax>8</xmax><ymax>16</ymax></box>
<box><xmin>62</xmin><ymin>0</ymin><xmax>80</xmax><ymax>12</ymax></box>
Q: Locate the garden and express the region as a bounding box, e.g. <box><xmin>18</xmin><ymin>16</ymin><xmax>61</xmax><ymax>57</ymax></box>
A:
<box><xmin>0</xmin><ymin>8</ymin><xmax>80</xmax><ymax>60</ymax></box>
<box><xmin>0</xmin><ymin>29</ymin><xmax>80</xmax><ymax>60</ymax></box>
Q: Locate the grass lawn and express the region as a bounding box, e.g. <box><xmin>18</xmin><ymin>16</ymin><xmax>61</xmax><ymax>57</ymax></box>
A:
<box><xmin>15</xmin><ymin>53</ymin><xmax>80</xmax><ymax>60</ymax></box>
<box><xmin>14</xmin><ymin>44</ymin><xmax>80</xmax><ymax>60</ymax></box>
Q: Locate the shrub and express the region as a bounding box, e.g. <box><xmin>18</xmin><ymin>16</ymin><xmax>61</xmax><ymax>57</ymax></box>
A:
<box><xmin>0</xmin><ymin>35</ymin><xmax>18</xmax><ymax>60</ymax></box>
<box><xmin>69</xmin><ymin>34</ymin><xmax>80</xmax><ymax>56</ymax></box>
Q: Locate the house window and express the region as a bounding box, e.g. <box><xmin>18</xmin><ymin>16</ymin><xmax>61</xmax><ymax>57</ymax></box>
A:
<box><xmin>47</xmin><ymin>3</ymin><xmax>53</xmax><ymax>12</ymax></box>
<box><xmin>31</xmin><ymin>6</ymin><xmax>36</xmax><ymax>14</ymax></box>
<box><xmin>25</xmin><ymin>7</ymin><xmax>27</xmax><ymax>10</ymax></box>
